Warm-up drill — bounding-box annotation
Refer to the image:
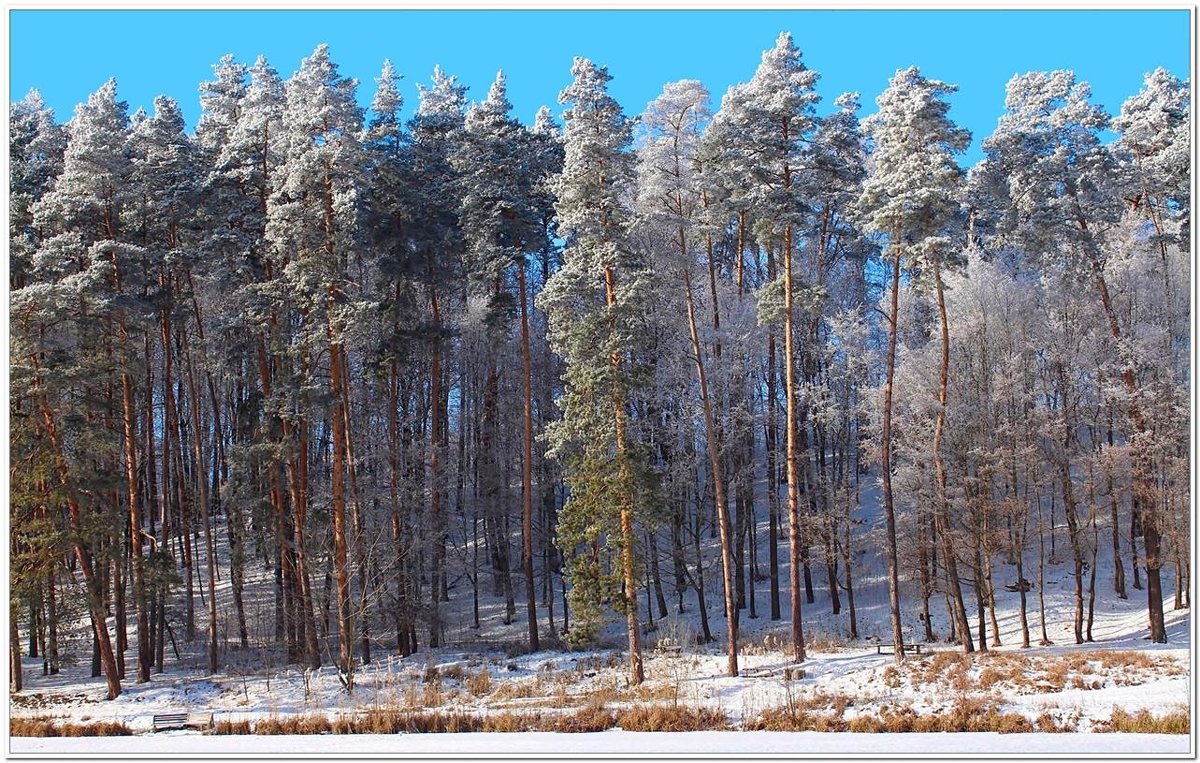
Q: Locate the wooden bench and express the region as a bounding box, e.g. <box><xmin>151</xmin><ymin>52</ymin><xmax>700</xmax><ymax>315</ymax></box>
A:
<box><xmin>876</xmin><ymin>643</ymin><xmax>923</xmax><ymax>655</ymax></box>
<box><xmin>152</xmin><ymin>712</ymin><xmax>213</xmax><ymax>732</ymax></box>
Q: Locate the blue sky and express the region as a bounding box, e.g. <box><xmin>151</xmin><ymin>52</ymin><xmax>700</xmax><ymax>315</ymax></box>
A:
<box><xmin>8</xmin><ymin>9</ymin><xmax>1191</xmax><ymax>166</ymax></box>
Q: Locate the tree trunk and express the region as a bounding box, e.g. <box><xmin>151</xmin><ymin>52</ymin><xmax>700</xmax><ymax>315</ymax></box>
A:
<box><xmin>183</xmin><ymin>330</ymin><xmax>219</xmax><ymax>675</ymax></box>
<box><xmin>691</xmin><ymin>488</ymin><xmax>713</xmax><ymax>643</ymax></box>
<box><xmin>517</xmin><ymin>266</ymin><xmax>540</xmax><ymax>652</ymax></box>
<box><xmin>780</xmin><ymin>221</ymin><xmax>809</xmax><ymax>665</ymax></box>
<box><xmin>1079</xmin><ymin>218</ymin><xmax>1164</xmax><ymax>641</ymax></box>
<box><xmin>683</xmin><ymin>262</ymin><xmax>738</xmax><ymax>676</ymax></box>
<box><xmin>603</xmin><ymin>264</ymin><xmax>643</xmax><ymax>686</ymax></box>
<box><xmin>46</xmin><ymin>571</ymin><xmax>60</xmax><ymax>674</ymax></box>
<box><xmin>930</xmin><ymin>254</ymin><xmax>971</xmax><ymax>652</ymax></box>
<box><xmin>879</xmin><ymin>246</ymin><xmax>905</xmax><ymax>661</ymax></box>
<box><xmin>329</xmin><ymin>329</ymin><xmax>354</xmax><ymax>689</ymax></box>
<box><xmin>10</xmin><ymin>610</ymin><xmax>21</xmax><ymax>693</ymax></box>
<box><xmin>428</xmin><ymin>284</ymin><xmax>445</xmax><ymax>649</ymax></box>
<box><xmin>119</xmin><ymin>358</ymin><xmax>150</xmax><ymax>682</ymax></box>
<box><xmin>37</xmin><ymin>399</ymin><xmax>121</xmax><ymax>699</ymax></box>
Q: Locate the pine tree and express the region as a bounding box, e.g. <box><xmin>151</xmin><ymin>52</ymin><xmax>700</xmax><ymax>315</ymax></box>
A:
<box><xmin>540</xmin><ymin>57</ymin><xmax>651</xmax><ymax>684</ymax></box>
<box><xmin>127</xmin><ymin>94</ymin><xmax>207</xmax><ymax>677</ymax></box>
<box><xmin>27</xmin><ymin>78</ymin><xmax>134</xmax><ymax>699</ymax></box>
<box><xmin>732</xmin><ymin>32</ymin><xmax>820</xmax><ymax>663</ymax></box>
<box><xmin>268</xmin><ymin>44</ymin><xmax>365</xmax><ymax>680</ymax></box>
<box><xmin>406</xmin><ymin>65</ymin><xmax>467</xmax><ymax>649</ymax></box>
<box><xmin>10</xmin><ymin>91</ymin><xmax>65</xmax><ymax>290</ymax></box>
<box><xmin>362</xmin><ymin>58</ymin><xmax>422</xmax><ymax>656</ymax></box>
<box><xmin>9</xmin><ymin>88</ymin><xmax>67</xmax><ymax>691</ymax></box>
<box><xmin>1112</xmin><ymin>67</ymin><xmax>1190</xmax><ymax>252</ymax></box>
<box><xmin>856</xmin><ymin>66</ymin><xmax>972</xmax><ymax>660</ymax></box>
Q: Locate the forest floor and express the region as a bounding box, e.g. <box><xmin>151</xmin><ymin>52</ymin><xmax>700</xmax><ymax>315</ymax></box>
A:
<box><xmin>7</xmin><ymin>514</ymin><xmax>1194</xmax><ymax>757</ymax></box>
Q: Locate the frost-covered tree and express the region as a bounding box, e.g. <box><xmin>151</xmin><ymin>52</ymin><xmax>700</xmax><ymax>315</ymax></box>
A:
<box><xmin>978</xmin><ymin>70</ymin><xmax>1168</xmax><ymax>643</ymax></box>
<box><xmin>540</xmin><ymin>57</ymin><xmax>651</xmax><ymax>684</ymax></box>
<box><xmin>9</xmin><ymin>89</ymin><xmax>66</xmax><ymax>691</ymax></box>
<box><xmin>10</xmin><ymin>91</ymin><xmax>65</xmax><ymax>290</ymax></box>
<box><xmin>25</xmin><ymin>79</ymin><xmax>135</xmax><ymax>699</ymax></box>
<box><xmin>361</xmin><ymin>57</ymin><xmax>425</xmax><ymax>657</ymax></box>
<box><xmin>801</xmin><ymin>92</ymin><xmax>873</xmax><ymax>630</ymax></box>
<box><xmin>722</xmin><ymin>32</ymin><xmax>820</xmax><ymax>664</ymax></box>
<box><xmin>635</xmin><ymin>79</ymin><xmax>742</xmax><ymax>675</ymax></box>
<box><xmin>1112</xmin><ymin>68</ymin><xmax>1190</xmax><ymax>253</ymax></box>
<box><xmin>268</xmin><ymin>44</ymin><xmax>365</xmax><ymax>681</ymax></box>
<box><xmin>857</xmin><ymin>66</ymin><xmax>971</xmax><ymax>658</ymax></box>
<box><xmin>199</xmin><ymin>54</ymin><xmax>301</xmax><ymax>662</ymax></box>
<box><xmin>127</xmin><ymin>94</ymin><xmax>209</xmax><ymax>678</ymax></box>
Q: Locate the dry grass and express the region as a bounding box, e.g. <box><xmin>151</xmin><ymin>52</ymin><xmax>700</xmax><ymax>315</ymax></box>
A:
<box><xmin>548</xmin><ymin>701</ymin><xmax>618</xmax><ymax>732</ymax></box>
<box><xmin>844</xmin><ymin>697</ymin><xmax>1033</xmax><ymax>734</ymax></box>
<box><xmin>584</xmin><ymin>675</ymin><xmax>628</xmax><ymax>705</ymax></box>
<box><xmin>466</xmin><ymin>668</ymin><xmax>492</xmax><ymax>697</ymax></box>
<box><xmin>1034</xmin><ymin>713</ymin><xmax>1074</xmax><ymax>733</ymax></box>
<box><xmin>422</xmin><ymin>679</ymin><xmax>445</xmax><ymax>707</ymax></box>
<box><xmin>213</xmin><ymin>718</ymin><xmax>252</xmax><ymax>734</ymax></box>
<box><xmin>746</xmin><ymin>692</ymin><xmax>853</xmax><ymax>732</ymax></box>
<box><xmin>803</xmin><ymin>633</ymin><xmax>848</xmax><ymax>653</ymax></box>
<box><xmin>740</xmin><ymin>629</ymin><xmax>790</xmax><ymax>656</ymax></box>
<box><xmin>921</xmin><ymin>650</ymin><xmax>972</xmax><ymax>690</ymax></box>
<box><xmin>617</xmin><ymin>705</ymin><xmax>729</xmax><ymax>732</ymax></box>
<box><xmin>480</xmin><ymin>711</ymin><xmax>539</xmax><ymax>732</ymax></box>
<box><xmin>244</xmin><ymin>709</ymin><xmax>488</xmax><ymax>735</ymax></box>
<box><xmin>489</xmin><ymin>676</ymin><xmax>541</xmax><ymax>701</ymax></box>
<box><xmin>1096</xmin><ymin>707</ymin><xmax>1189</xmax><ymax>734</ymax></box>
<box><xmin>11</xmin><ymin>717</ymin><xmax>132</xmax><ymax>737</ymax></box>
<box><xmin>896</xmin><ymin>648</ymin><xmax>1179</xmax><ymax>697</ymax></box>
<box><xmin>632</xmin><ymin>680</ymin><xmax>679</xmax><ymax>704</ymax></box>
<box><xmin>881</xmin><ymin>665</ymin><xmax>901</xmax><ymax>689</ymax></box>
<box><xmin>1093</xmin><ymin>651</ymin><xmax>1155</xmax><ymax>670</ymax></box>
<box><xmin>253</xmin><ymin>714</ymin><xmax>338</xmax><ymax>735</ymax></box>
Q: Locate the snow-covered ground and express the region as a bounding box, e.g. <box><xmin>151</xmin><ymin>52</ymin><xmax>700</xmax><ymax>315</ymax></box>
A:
<box><xmin>8</xmin><ymin>495</ymin><xmax>1194</xmax><ymax>756</ymax></box>
<box><xmin>10</xmin><ymin>729</ymin><xmax>1191</xmax><ymax>756</ymax></box>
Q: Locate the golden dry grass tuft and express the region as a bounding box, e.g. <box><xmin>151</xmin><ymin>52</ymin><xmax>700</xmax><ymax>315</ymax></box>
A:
<box><xmin>1096</xmin><ymin>707</ymin><xmax>1189</xmax><ymax>734</ymax></box>
<box><xmin>616</xmin><ymin>705</ymin><xmax>729</xmax><ymax>732</ymax></box>
<box><xmin>11</xmin><ymin>717</ymin><xmax>132</xmax><ymax>737</ymax></box>
<box><xmin>843</xmin><ymin>697</ymin><xmax>1033</xmax><ymax>733</ymax></box>
<box><xmin>466</xmin><ymin>668</ymin><xmax>492</xmax><ymax>697</ymax></box>
<box><xmin>745</xmin><ymin>692</ymin><xmax>853</xmax><ymax>732</ymax></box>
<box><xmin>548</xmin><ymin>701</ymin><xmax>618</xmax><ymax>732</ymax></box>
<box><xmin>213</xmin><ymin>719</ymin><xmax>252</xmax><ymax>735</ymax></box>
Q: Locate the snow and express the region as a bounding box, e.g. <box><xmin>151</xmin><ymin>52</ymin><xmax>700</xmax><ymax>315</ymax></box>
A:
<box><xmin>9</xmin><ymin>478</ymin><xmax>1193</xmax><ymax>755</ymax></box>
<box><xmin>9</xmin><ymin>729</ymin><xmax>1192</xmax><ymax>757</ymax></box>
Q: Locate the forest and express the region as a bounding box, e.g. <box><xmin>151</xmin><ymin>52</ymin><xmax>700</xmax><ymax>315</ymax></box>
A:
<box><xmin>9</xmin><ymin>33</ymin><xmax>1190</xmax><ymax>703</ymax></box>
